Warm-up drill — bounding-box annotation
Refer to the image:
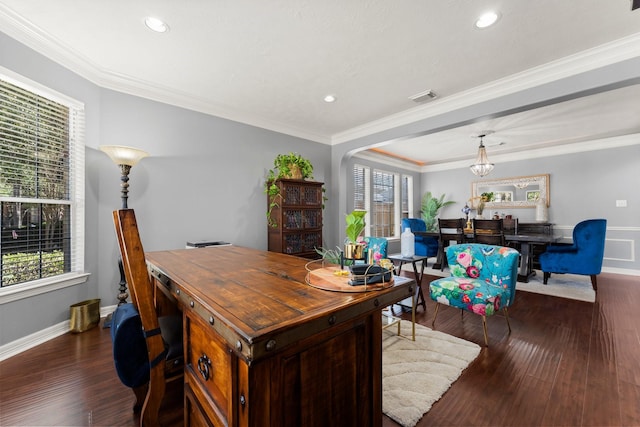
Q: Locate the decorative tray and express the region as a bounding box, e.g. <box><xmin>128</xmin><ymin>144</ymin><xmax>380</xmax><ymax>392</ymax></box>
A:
<box><xmin>305</xmin><ymin>260</ymin><xmax>394</xmax><ymax>293</ymax></box>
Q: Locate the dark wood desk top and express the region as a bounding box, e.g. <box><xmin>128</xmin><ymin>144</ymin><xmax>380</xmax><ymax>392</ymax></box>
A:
<box><xmin>146</xmin><ymin>245</ymin><xmax>414</xmax><ymax>363</ymax></box>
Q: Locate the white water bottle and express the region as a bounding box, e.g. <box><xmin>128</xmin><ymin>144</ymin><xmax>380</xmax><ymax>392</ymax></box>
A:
<box><xmin>401</xmin><ymin>227</ymin><xmax>415</xmax><ymax>258</ymax></box>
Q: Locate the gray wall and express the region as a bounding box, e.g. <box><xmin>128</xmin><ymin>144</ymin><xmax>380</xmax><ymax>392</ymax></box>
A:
<box><xmin>1</xmin><ymin>29</ymin><xmax>638</xmax><ymax>348</ymax></box>
<box><xmin>420</xmin><ymin>144</ymin><xmax>640</xmax><ymax>271</ymax></box>
<box><xmin>0</xmin><ymin>31</ymin><xmax>331</xmax><ymax>346</ymax></box>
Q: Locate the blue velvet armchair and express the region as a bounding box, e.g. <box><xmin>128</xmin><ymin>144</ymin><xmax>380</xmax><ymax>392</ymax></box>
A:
<box><xmin>539</xmin><ymin>219</ymin><xmax>607</xmax><ymax>291</ymax></box>
<box><xmin>429</xmin><ymin>243</ymin><xmax>520</xmax><ymax>346</ymax></box>
<box><xmin>401</xmin><ymin>218</ymin><xmax>438</xmax><ymax>258</ymax></box>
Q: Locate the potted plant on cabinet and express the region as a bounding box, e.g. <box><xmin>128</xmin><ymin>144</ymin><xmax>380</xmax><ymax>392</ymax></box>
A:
<box><xmin>265</xmin><ymin>152</ymin><xmax>315</xmax><ymax>228</ymax></box>
<box><xmin>344</xmin><ymin>210</ymin><xmax>367</xmax><ymax>260</ymax></box>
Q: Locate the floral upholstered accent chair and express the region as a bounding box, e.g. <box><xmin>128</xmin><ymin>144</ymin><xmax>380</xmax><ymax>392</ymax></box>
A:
<box><xmin>363</xmin><ymin>237</ymin><xmax>388</xmax><ymax>263</ymax></box>
<box><xmin>429</xmin><ymin>243</ymin><xmax>520</xmax><ymax>346</ymax></box>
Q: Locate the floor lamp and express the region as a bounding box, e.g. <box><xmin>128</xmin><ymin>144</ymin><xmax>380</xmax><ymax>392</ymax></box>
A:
<box><xmin>100</xmin><ymin>145</ymin><xmax>149</xmax><ymax>316</ymax></box>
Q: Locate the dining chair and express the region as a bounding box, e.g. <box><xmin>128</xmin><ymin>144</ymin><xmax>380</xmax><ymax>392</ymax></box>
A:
<box><xmin>539</xmin><ymin>218</ymin><xmax>607</xmax><ymax>291</ymax></box>
<box><xmin>472</xmin><ymin>218</ymin><xmax>505</xmax><ymax>246</ymax></box>
<box><xmin>111</xmin><ymin>209</ymin><xmax>184</xmax><ymax>427</ymax></box>
<box><xmin>429</xmin><ymin>243</ymin><xmax>520</xmax><ymax>346</ymax></box>
<box><xmin>437</xmin><ymin>218</ymin><xmax>466</xmax><ymax>271</ymax></box>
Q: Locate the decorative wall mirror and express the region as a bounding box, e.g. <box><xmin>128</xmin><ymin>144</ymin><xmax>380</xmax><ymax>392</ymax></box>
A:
<box><xmin>471</xmin><ymin>174</ymin><xmax>550</xmax><ymax>209</ymax></box>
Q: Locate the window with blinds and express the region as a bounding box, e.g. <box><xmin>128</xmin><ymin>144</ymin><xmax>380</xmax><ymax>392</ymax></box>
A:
<box><xmin>353</xmin><ymin>165</ymin><xmax>413</xmax><ymax>239</ymax></box>
<box><xmin>401</xmin><ymin>174</ymin><xmax>413</xmax><ymax>219</ymax></box>
<box><xmin>372</xmin><ymin>170</ymin><xmax>395</xmax><ymax>237</ymax></box>
<box><xmin>0</xmin><ymin>70</ymin><xmax>85</xmax><ymax>288</ymax></box>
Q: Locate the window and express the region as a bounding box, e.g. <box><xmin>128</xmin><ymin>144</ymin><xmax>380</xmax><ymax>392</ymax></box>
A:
<box><xmin>401</xmin><ymin>175</ymin><xmax>413</xmax><ymax>219</ymax></box>
<box><xmin>0</xmin><ymin>68</ymin><xmax>86</xmax><ymax>299</ymax></box>
<box><xmin>353</xmin><ymin>165</ymin><xmax>413</xmax><ymax>239</ymax></box>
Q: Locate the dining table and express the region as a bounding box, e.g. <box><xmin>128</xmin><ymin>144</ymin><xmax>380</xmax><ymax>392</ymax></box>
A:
<box><xmin>416</xmin><ymin>230</ymin><xmax>562</xmax><ymax>283</ymax></box>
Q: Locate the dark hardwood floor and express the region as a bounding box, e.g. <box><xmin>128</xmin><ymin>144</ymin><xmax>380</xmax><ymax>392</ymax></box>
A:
<box><xmin>1</xmin><ymin>272</ymin><xmax>638</xmax><ymax>427</ymax></box>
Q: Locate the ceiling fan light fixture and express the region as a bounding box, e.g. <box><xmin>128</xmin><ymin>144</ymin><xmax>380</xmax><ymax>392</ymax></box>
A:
<box><xmin>475</xmin><ymin>11</ymin><xmax>500</xmax><ymax>28</ymax></box>
<box><xmin>469</xmin><ymin>135</ymin><xmax>494</xmax><ymax>177</ymax></box>
<box><xmin>145</xmin><ymin>16</ymin><xmax>170</xmax><ymax>33</ymax></box>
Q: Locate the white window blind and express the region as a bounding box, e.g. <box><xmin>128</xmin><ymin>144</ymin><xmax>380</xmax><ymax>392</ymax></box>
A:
<box><xmin>372</xmin><ymin>170</ymin><xmax>395</xmax><ymax>238</ymax></box>
<box><xmin>353</xmin><ymin>164</ymin><xmax>371</xmax><ymax>235</ymax></box>
<box><xmin>0</xmin><ymin>70</ymin><xmax>85</xmax><ymax>288</ymax></box>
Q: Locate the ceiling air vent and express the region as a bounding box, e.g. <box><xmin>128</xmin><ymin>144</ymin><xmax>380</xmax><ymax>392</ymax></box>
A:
<box><xmin>409</xmin><ymin>89</ymin><xmax>437</xmax><ymax>103</ymax></box>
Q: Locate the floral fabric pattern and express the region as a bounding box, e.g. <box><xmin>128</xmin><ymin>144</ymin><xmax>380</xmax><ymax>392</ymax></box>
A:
<box><xmin>429</xmin><ymin>244</ymin><xmax>519</xmax><ymax>316</ymax></box>
<box><xmin>364</xmin><ymin>237</ymin><xmax>388</xmax><ymax>262</ymax></box>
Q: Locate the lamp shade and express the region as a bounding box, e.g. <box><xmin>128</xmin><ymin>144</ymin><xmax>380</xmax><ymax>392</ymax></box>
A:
<box><xmin>99</xmin><ymin>145</ymin><xmax>149</xmax><ymax>166</ymax></box>
<box><xmin>469</xmin><ymin>140</ymin><xmax>494</xmax><ymax>177</ymax></box>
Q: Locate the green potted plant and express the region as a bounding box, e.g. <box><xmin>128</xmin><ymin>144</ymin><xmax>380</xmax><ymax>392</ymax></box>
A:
<box><xmin>421</xmin><ymin>192</ymin><xmax>455</xmax><ymax>231</ymax></box>
<box><xmin>344</xmin><ymin>209</ymin><xmax>367</xmax><ymax>259</ymax></box>
<box><xmin>265</xmin><ymin>152</ymin><xmax>315</xmax><ymax>227</ymax></box>
<box><xmin>476</xmin><ymin>192</ymin><xmax>494</xmax><ymax>218</ymax></box>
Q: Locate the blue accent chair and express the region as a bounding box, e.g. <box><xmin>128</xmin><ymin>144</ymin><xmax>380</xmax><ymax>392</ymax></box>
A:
<box><xmin>429</xmin><ymin>243</ymin><xmax>520</xmax><ymax>346</ymax></box>
<box><xmin>401</xmin><ymin>218</ymin><xmax>438</xmax><ymax>258</ymax></box>
<box><xmin>539</xmin><ymin>219</ymin><xmax>607</xmax><ymax>291</ymax></box>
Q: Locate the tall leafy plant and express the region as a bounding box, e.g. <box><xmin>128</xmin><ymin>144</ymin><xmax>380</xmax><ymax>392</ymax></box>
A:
<box><xmin>421</xmin><ymin>192</ymin><xmax>455</xmax><ymax>231</ymax></box>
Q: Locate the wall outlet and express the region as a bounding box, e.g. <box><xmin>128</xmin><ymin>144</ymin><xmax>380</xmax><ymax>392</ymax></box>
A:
<box><xmin>616</xmin><ymin>200</ymin><xmax>627</xmax><ymax>207</ymax></box>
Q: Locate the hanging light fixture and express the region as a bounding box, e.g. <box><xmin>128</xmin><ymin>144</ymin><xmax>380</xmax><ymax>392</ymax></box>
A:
<box><xmin>469</xmin><ymin>134</ymin><xmax>494</xmax><ymax>177</ymax></box>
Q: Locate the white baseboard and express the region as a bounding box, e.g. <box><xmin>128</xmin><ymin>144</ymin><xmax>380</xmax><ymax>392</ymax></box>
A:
<box><xmin>0</xmin><ymin>305</ymin><xmax>116</xmax><ymax>362</ymax></box>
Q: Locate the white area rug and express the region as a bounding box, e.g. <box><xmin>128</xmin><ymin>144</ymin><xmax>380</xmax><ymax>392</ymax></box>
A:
<box><xmin>515</xmin><ymin>272</ymin><xmax>596</xmax><ymax>302</ymax></box>
<box><xmin>423</xmin><ymin>267</ymin><xmax>596</xmax><ymax>303</ymax></box>
<box><xmin>382</xmin><ymin>321</ymin><xmax>480</xmax><ymax>427</ymax></box>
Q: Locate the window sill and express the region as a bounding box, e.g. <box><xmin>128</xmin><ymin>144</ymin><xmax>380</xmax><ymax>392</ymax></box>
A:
<box><xmin>0</xmin><ymin>272</ymin><xmax>90</xmax><ymax>305</ymax></box>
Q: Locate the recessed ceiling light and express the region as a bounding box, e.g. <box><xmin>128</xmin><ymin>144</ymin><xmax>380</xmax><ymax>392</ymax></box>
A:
<box><xmin>324</xmin><ymin>94</ymin><xmax>337</xmax><ymax>103</ymax></box>
<box><xmin>145</xmin><ymin>16</ymin><xmax>170</xmax><ymax>33</ymax></box>
<box><xmin>475</xmin><ymin>11</ymin><xmax>500</xmax><ymax>29</ymax></box>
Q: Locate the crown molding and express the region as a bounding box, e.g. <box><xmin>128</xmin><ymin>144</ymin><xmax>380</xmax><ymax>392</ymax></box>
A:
<box><xmin>421</xmin><ymin>133</ymin><xmax>640</xmax><ymax>173</ymax></box>
<box><xmin>331</xmin><ymin>33</ymin><xmax>640</xmax><ymax>145</ymax></box>
<box><xmin>1</xmin><ymin>4</ymin><xmax>638</xmax><ymax>148</ymax></box>
<box><xmin>353</xmin><ymin>150</ymin><xmax>423</xmax><ymax>173</ymax></box>
<box><xmin>0</xmin><ymin>4</ymin><xmax>331</xmax><ymax>144</ymax></box>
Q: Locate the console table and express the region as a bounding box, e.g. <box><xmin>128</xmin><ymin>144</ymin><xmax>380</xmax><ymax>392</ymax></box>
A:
<box><xmin>146</xmin><ymin>245</ymin><xmax>415</xmax><ymax>427</ymax></box>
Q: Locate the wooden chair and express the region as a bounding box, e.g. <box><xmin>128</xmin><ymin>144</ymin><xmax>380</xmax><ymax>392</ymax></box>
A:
<box><xmin>473</xmin><ymin>218</ymin><xmax>505</xmax><ymax>246</ymax></box>
<box><xmin>437</xmin><ymin>218</ymin><xmax>466</xmax><ymax>271</ymax></box>
<box><xmin>112</xmin><ymin>209</ymin><xmax>183</xmax><ymax>427</ymax></box>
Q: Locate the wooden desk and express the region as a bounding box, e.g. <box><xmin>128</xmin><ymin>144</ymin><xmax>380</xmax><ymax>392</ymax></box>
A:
<box><xmin>146</xmin><ymin>245</ymin><xmax>414</xmax><ymax>427</ymax></box>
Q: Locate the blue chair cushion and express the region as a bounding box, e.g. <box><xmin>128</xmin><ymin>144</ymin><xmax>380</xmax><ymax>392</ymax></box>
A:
<box><xmin>401</xmin><ymin>218</ymin><xmax>438</xmax><ymax>257</ymax></box>
<box><xmin>539</xmin><ymin>219</ymin><xmax>607</xmax><ymax>276</ymax></box>
<box><xmin>111</xmin><ymin>303</ymin><xmax>149</xmax><ymax>388</ymax></box>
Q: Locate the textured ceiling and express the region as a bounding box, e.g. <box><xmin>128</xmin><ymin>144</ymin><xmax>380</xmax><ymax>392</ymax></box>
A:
<box><xmin>1</xmin><ymin>0</ymin><xmax>639</xmax><ymax>166</ymax></box>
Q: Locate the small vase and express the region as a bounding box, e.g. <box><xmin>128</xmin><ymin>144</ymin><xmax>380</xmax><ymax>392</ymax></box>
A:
<box><xmin>344</xmin><ymin>243</ymin><xmax>365</xmax><ymax>260</ymax></box>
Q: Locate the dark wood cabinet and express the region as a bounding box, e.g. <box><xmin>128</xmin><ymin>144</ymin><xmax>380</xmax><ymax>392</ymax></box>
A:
<box><xmin>267</xmin><ymin>179</ymin><xmax>323</xmax><ymax>258</ymax></box>
<box><xmin>146</xmin><ymin>246</ymin><xmax>415</xmax><ymax>427</ymax></box>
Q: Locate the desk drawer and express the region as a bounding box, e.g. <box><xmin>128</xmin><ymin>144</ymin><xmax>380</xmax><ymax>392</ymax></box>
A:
<box><xmin>185</xmin><ymin>312</ymin><xmax>234</xmax><ymax>425</ymax></box>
